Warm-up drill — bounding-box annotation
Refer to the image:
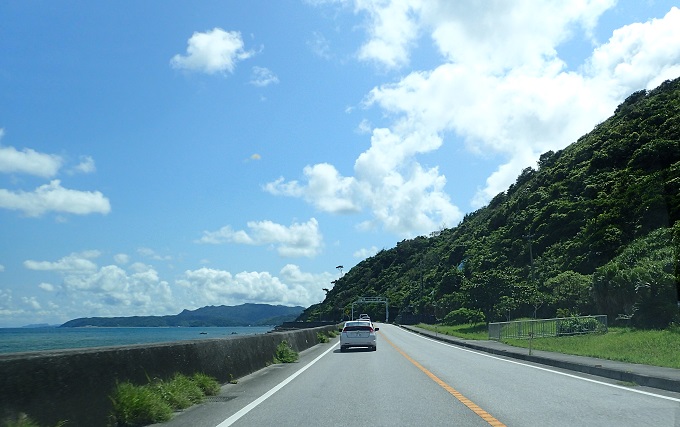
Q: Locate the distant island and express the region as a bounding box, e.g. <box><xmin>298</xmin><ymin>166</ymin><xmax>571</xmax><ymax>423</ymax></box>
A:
<box><xmin>60</xmin><ymin>303</ymin><xmax>305</xmax><ymax>328</ymax></box>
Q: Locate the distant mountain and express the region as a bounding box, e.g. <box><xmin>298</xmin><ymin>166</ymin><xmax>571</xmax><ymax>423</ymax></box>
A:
<box><xmin>60</xmin><ymin>303</ymin><xmax>305</xmax><ymax>327</ymax></box>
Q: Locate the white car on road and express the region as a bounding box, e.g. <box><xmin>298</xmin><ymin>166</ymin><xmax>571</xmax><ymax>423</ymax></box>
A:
<box><xmin>339</xmin><ymin>320</ymin><xmax>379</xmax><ymax>352</ymax></box>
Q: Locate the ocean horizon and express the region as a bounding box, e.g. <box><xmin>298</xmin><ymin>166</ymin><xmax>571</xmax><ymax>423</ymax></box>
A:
<box><xmin>0</xmin><ymin>326</ymin><xmax>274</xmax><ymax>355</ymax></box>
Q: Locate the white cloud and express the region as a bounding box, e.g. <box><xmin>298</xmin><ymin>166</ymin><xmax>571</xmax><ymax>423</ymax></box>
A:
<box><xmin>24</xmin><ymin>250</ymin><xmax>100</xmax><ymax>273</ymax></box>
<box><xmin>290</xmin><ymin>1</ymin><xmax>680</xmax><ymax>230</ymax></box>
<box><xmin>114</xmin><ymin>253</ymin><xmax>130</xmax><ymax>265</ymax></box>
<box><xmin>419</xmin><ymin>1</ymin><xmax>615</xmax><ymax>72</ymax></box>
<box><xmin>0</xmin><ymin>143</ymin><xmax>63</xmax><ymax>178</ymax></box>
<box><xmin>265</xmin><ymin>163</ymin><xmax>360</xmax><ymax>214</ymax></box>
<box><xmin>265</xmin><ymin>130</ymin><xmax>462</xmax><ymax>236</ymax></box>
<box><xmin>71</xmin><ymin>155</ymin><xmax>96</xmax><ymax>174</ymax></box>
<box><xmin>308</xmin><ymin>31</ymin><xmax>332</xmax><ymax>59</ymax></box>
<box><xmin>0</xmin><ymin>264</ymin><xmax>4</xmax><ymax>272</ymax></box>
<box><xmin>59</xmin><ymin>264</ymin><xmax>173</xmax><ymax>311</ymax></box>
<box><xmin>250</xmin><ymin>66</ymin><xmax>279</xmax><ymax>87</ymax></box>
<box><xmin>137</xmin><ymin>247</ymin><xmax>172</xmax><ymax>261</ymax></box>
<box><xmin>170</xmin><ymin>28</ymin><xmax>254</xmax><ymax>74</ymax></box>
<box><xmin>354</xmin><ymin>0</ymin><xmax>422</xmax><ymax>69</ymax></box>
<box><xmin>22</xmin><ymin>251</ymin><xmax>175</xmax><ymax>317</ymax></box>
<box><xmin>0</xmin><ymin>180</ymin><xmax>111</xmax><ymax>217</ymax></box>
<box><xmin>587</xmin><ymin>6</ymin><xmax>680</xmax><ymax>92</ymax></box>
<box><xmin>177</xmin><ymin>264</ymin><xmax>331</xmax><ymax>307</ymax></box>
<box><xmin>21</xmin><ymin>296</ymin><xmax>41</xmax><ymax>310</ymax></box>
<box><xmin>198</xmin><ymin>218</ymin><xmax>323</xmax><ymax>258</ymax></box>
<box><xmin>38</xmin><ymin>282</ymin><xmax>55</xmax><ymax>292</ymax></box>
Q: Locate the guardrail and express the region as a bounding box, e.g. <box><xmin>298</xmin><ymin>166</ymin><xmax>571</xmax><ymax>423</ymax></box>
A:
<box><xmin>488</xmin><ymin>315</ymin><xmax>608</xmax><ymax>340</ymax></box>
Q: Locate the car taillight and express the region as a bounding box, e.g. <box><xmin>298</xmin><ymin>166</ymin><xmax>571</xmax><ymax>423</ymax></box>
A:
<box><xmin>369</xmin><ymin>327</ymin><xmax>374</xmax><ymax>332</ymax></box>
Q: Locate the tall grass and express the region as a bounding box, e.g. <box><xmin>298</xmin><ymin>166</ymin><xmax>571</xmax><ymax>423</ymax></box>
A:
<box><xmin>110</xmin><ymin>372</ymin><xmax>220</xmax><ymax>426</ymax></box>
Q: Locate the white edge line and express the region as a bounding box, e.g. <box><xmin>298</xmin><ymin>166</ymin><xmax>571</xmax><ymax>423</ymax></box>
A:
<box><xmin>409</xmin><ymin>330</ymin><xmax>680</xmax><ymax>403</ymax></box>
<box><xmin>215</xmin><ymin>342</ymin><xmax>338</xmax><ymax>427</ymax></box>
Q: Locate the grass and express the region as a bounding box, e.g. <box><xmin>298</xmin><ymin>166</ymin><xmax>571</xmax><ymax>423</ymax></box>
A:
<box><xmin>317</xmin><ymin>329</ymin><xmax>338</xmax><ymax>343</ymax></box>
<box><xmin>503</xmin><ymin>327</ymin><xmax>680</xmax><ymax>369</ymax></box>
<box><xmin>416</xmin><ymin>322</ymin><xmax>489</xmax><ymax>340</ymax></box>
<box><xmin>110</xmin><ymin>372</ymin><xmax>221</xmax><ymax>426</ymax></box>
<box><xmin>417</xmin><ymin>323</ymin><xmax>680</xmax><ymax>369</ymax></box>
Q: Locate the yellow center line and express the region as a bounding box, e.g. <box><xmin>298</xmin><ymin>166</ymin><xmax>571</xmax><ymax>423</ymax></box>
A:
<box><xmin>381</xmin><ymin>332</ymin><xmax>506</xmax><ymax>427</ymax></box>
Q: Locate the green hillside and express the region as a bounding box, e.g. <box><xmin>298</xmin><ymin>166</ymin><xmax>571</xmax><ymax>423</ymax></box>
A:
<box><xmin>301</xmin><ymin>78</ymin><xmax>680</xmax><ymax>329</ymax></box>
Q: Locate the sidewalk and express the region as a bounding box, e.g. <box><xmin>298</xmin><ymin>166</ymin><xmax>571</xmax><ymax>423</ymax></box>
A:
<box><xmin>400</xmin><ymin>325</ymin><xmax>680</xmax><ymax>394</ymax></box>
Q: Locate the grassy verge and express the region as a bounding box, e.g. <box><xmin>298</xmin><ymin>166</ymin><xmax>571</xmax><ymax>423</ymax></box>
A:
<box><xmin>416</xmin><ymin>323</ymin><xmax>488</xmax><ymax>340</ymax></box>
<box><xmin>503</xmin><ymin>327</ymin><xmax>680</xmax><ymax>369</ymax></box>
<box><xmin>417</xmin><ymin>323</ymin><xmax>680</xmax><ymax>369</ymax></box>
<box><xmin>110</xmin><ymin>372</ymin><xmax>220</xmax><ymax>426</ymax></box>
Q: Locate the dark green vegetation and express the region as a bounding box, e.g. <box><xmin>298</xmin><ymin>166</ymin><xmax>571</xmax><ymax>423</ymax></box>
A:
<box><xmin>61</xmin><ymin>303</ymin><xmax>304</xmax><ymax>327</ymax></box>
<box><xmin>273</xmin><ymin>340</ymin><xmax>299</xmax><ymax>363</ymax></box>
<box><xmin>301</xmin><ymin>78</ymin><xmax>680</xmax><ymax>329</ymax></box>
<box><xmin>109</xmin><ymin>373</ymin><xmax>220</xmax><ymax>426</ymax></box>
<box><xmin>316</xmin><ymin>329</ymin><xmax>338</xmax><ymax>343</ymax></box>
<box><xmin>0</xmin><ymin>416</ymin><xmax>66</xmax><ymax>427</ymax></box>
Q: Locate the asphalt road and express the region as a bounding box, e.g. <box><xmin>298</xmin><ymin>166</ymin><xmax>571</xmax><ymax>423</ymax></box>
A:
<box><xmin>155</xmin><ymin>323</ymin><xmax>680</xmax><ymax>427</ymax></box>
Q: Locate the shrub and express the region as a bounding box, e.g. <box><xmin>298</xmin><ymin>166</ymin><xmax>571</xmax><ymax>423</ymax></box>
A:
<box><xmin>273</xmin><ymin>340</ymin><xmax>299</xmax><ymax>363</ymax></box>
<box><xmin>556</xmin><ymin>317</ymin><xmax>605</xmax><ymax>336</ymax></box>
<box><xmin>317</xmin><ymin>332</ymin><xmax>329</xmax><ymax>343</ymax></box>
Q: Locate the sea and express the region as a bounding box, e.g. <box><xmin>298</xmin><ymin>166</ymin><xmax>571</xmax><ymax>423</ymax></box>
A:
<box><xmin>0</xmin><ymin>326</ymin><xmax>274</xmax><ymax>355</ymax></box>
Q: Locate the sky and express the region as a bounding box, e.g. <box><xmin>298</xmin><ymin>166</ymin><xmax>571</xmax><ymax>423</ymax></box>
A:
<box><xmin>1</xmin><ymin>1</ymin><xmax>680</xmax><ymax>327</ymax></box>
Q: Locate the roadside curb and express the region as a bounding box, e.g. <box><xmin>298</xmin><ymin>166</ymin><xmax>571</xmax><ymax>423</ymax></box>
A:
<box><xmin>400</xmin><ymin>325</ymin><xmax>680</xmax><ymax>394</ymax></box>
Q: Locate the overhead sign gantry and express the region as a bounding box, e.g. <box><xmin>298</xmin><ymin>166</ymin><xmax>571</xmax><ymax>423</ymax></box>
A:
<box><xmin>351</xmin><ymin>296</ymin><xmax>389</xmax><ymax>323</ymax></box>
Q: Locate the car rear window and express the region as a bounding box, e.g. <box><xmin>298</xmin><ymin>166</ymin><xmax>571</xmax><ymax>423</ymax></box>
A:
<box><xmin>344</xmin><ymin>325</ymin><xmax>372</xmax><ymax>331</ymax></box>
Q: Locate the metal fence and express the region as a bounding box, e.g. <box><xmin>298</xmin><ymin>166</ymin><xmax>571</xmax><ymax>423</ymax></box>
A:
<box><xmin>488</xmin><ymin>315</ymin><xmax>608</xmax><ymax>340</ymax></box>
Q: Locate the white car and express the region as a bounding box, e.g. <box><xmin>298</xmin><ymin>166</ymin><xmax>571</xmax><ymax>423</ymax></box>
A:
<box><xmin>339</xmin><ymin>321</ymin><xmax>379</xmax><ymax>352</ymax></box>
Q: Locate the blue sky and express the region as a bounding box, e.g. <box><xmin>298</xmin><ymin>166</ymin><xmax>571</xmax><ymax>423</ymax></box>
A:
<box><xmin>1</xmin><ymin>1</ymin><xmax>679</xmax><ymax>327</ymax></box>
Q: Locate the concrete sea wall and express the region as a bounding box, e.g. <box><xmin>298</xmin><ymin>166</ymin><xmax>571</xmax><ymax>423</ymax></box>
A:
<box><xmin>0</xmin><ymin>325</ymin><xmax>336</xmax><ymax>427</ymax></box>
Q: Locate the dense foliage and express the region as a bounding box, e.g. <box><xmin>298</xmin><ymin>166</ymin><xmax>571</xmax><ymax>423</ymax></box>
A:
<box><xmin>301</xmin><ymin>78</ymin><xmax>680</xmax><ymax>329</ymax></box>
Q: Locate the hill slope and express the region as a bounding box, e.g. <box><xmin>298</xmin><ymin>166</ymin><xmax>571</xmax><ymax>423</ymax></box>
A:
<box><xmin>301</xmin><ymin>78</ymin><xmax>680</xmax><ymax>329</ymax></box>
<box><xmin>60</xmin><ymin>303</ymin><xmax>304</xmax><ymax>327</ymax></box>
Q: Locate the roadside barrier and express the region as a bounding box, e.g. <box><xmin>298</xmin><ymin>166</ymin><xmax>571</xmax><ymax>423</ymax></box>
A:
<box><xmin>0</xmin><ymin>325</ymin><xmax>336</xmax><ymax>427</ymax></box>
<box><xmin>488</xmin><ymin>315</ymin><xmax>608</xmax><ymax>340</ymax></box>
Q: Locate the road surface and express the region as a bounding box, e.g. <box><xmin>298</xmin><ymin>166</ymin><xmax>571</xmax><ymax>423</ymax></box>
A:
<box><xmin>156</xmin><ymin>323</ymin><xmax>680</xmax><ymax>427</ymax></box>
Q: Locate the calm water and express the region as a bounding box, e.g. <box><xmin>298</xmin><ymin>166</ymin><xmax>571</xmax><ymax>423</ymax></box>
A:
<box><xmin>0</xmin><ymin>326</ymin><xmax>274</xmax><ymax>354</ymax></box>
